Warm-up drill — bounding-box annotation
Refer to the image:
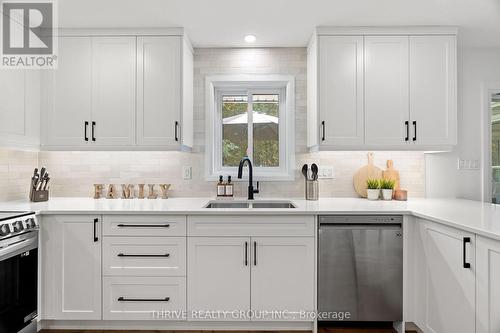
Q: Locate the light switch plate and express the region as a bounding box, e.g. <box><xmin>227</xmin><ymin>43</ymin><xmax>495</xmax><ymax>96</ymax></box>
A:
<box><xmin>318</xmin><ymin>166</ymin><xmax>334</xmax><ymax>179</ymax></box>
<box><xmin>182</xmin><ymin>166</ymin><xmax>192</xmax><ymax>180</ymax></box>
<box><xmin>457</xmin><ymin>159</ymin><xmax>480</xmax><ymax>170</ymax></box>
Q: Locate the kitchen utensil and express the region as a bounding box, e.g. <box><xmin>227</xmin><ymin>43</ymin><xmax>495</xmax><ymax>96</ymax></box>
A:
<box><xmin>42</xmin><ymin>175</ymin><xmax>50</xmax><ymax>191</ymax></box>
<box><xmin>353</xmin><ymin>152</ymin><xmax>382</xmax><ymax>198</ymax></box>
<box><xmin>301</xmin><ymin>164</ymin><xmax>309</xmax><ymax>180</ymax></box>
<box><xmin>382</xmin><ymin>160</ymin><xmax>401</xmax><ymax>193</ymax></box>
<box><xmin>311</xmin><ymin>163</ymin><xmax>319</xmax><ymax>181</ymax></box>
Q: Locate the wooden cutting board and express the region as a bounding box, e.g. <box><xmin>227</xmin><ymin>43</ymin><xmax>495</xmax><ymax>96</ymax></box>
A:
<box><xmin>353</xmin><ymin>152</ymin><xmax>382</xmax><ymax>198</ymax></box>
<box><xmin>382</xmin><ymin>159</ymin><xmax>401</xmax><ymax>191</ymax></box>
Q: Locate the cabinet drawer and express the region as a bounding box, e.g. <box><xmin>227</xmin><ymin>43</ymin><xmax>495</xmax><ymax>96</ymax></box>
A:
<box><xmin>103</xmin><ymin>276</ymin><xmax>186</xmax><ymax>320</ymax></box>
<box><xmin>187</xmin><ymin>215</ymin><xmax>315</xmax><ymax>237</ymax></box>
<box><xmin>103</xmin><ymin>215</ymin><xmax>186</xmax><ymax>236</ymax></box>
<box><xmin>103</xmin><ymin>237</ymin><xmax>186</xmax><ymax>276</ymax></box>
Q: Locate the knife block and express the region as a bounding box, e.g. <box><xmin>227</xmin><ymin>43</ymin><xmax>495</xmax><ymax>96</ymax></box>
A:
<box><xmin>31</xmin><ymin>190</ymin><xmax>49</xmax><ymax>202</ymax></box>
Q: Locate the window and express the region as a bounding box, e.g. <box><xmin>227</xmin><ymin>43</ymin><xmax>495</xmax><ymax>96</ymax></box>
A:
<box><xmin>205</xmin><ymin>75</ymin><xmax>295</xmax><ymax>181</ymax></box>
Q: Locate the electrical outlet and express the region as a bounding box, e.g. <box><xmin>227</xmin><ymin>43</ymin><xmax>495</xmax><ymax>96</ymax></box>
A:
<box><xmin>318</xmin><ymin>166</ymin><xmax>334</xmax><ymax>179</ymax></box>
<box><xmin>182</xmin><ymin>166</ymin><xmax>192</xmax><ymax>180</ymax></box>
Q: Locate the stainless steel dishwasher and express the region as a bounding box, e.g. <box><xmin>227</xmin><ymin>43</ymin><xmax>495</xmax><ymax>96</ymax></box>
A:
<box><xmin>318</xmin><ymin>215</ymin><xmax>403</xmax><ymax>322</ymax></box>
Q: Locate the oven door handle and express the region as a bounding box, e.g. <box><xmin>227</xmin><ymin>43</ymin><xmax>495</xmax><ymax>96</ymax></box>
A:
<box><xmin>0</xmin><ymin>236</ymin><xmax>37</xmax><ymax>259</ymax></box>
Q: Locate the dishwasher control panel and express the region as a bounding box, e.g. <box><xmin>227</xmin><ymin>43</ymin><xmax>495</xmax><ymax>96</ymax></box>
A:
<box><xmin>319</xmin><ymin>215</ymin><xmax>403</xmax><ymax>225</ymax></box>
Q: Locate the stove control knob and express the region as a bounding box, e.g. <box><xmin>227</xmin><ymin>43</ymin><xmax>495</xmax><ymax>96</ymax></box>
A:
<box><xmin>0</xmin><ymin>224</ymin><xmax>10</xmax><ymax>236</ymax></box>
<box><xmin>12</xmin><ymin>220</ymin><xmax>24</xmax><ymax>232</ymax></box>
<box><xmin>25</xmin><ymin>218</ymin><xmax>36</xmax><ymax>229</ymax></box>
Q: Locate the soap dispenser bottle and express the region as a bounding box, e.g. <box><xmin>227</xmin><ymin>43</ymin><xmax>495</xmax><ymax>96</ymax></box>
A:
<box><xmin>225</xmin><ymin>176</ymin><xmax>234</xmax><ymax>197</ymax></box>
<box><xmin>217</xmin><ymin>175</ymin><xmax>226</xmax><ymax>197</ymax></box>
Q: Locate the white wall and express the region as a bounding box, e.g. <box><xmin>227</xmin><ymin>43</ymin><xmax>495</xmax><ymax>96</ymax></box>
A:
<box><xmin>426</xmin><ymin>47</ymin><xmax>500</xmax><ymax>200</ymax></box>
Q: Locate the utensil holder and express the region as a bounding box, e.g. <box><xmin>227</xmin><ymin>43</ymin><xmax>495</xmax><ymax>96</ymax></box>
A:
<box><xmin>31</xmin><ymin>190</ymin><xmax>49</xmax><ymax>202</ymax></box>
<box><xmin>306</xmin><ymin>180</ymin><xmax>319</xmax><ymax>201</ymax></box>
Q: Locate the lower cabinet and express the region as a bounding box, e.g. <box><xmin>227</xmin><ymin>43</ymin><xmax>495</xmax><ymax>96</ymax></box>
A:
<box><xmin>187</xmin><ymin>236</ymin><xmax>314</xmax><ymax>321</ymax></box>
<box><xmin>476</xmin><ymin>235</ymin><xmax>500</xmax><ymax>333</ymax></box>
<box><xmin>41</xmin><ymin>215</ymin><xmax>102</xmax><ymax>320</ymax></box>
<box><xmin>103</xmin><ymin>276</ymin><xmax>186</xmax><ymax>320</ymax></box>
<box><xmin>413</xmin><ymin>219</ymin><xmax>475</xmax><ymax>333</ymax></box>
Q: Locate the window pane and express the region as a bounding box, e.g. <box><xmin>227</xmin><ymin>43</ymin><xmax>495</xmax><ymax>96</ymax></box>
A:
<box><xmin>253</xmin><ymin>94</ymin><xmax>279</xmax><ymax>167</ymax></box>
<box><xmin>222</xmin><ymin>95</ymin><xmax>248</xmax><ymax>167</ymax></box>
<box><xmin>492</xmin><ymin>93</ymin><xmax>500</xmax><ymax>203</ymax></box>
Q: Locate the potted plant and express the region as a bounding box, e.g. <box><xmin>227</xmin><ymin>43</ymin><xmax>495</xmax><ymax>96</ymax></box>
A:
<box><xmin>366</xmin><ymin>179</ymin><xmax>380</xmax><ymax>200</ymax></box>
<box><xmin>380</xmin><ymin>179</ymin><xmax>396</xmax><ymax>200</ymax></box>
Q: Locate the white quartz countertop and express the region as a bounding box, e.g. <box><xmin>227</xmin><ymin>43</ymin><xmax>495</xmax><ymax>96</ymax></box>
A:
<box><xmin>2</xmin><ymin>197</ymin><xmax>500</xmax><ymax>241</ymax></box>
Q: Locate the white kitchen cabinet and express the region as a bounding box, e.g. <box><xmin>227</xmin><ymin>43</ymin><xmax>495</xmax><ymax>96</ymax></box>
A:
<box><xmin>251</xmin><ymin>237</ymin><xmax>315</xmax><ymax>319</ymax></box>
<box><xmin>307</xmin><ymin>27</ymin><xmax>457</xmax><ymax>150</ymax></box>
<box><xmin>103</xmin><ymin>236</ymin><xmax>186</xmax><ymax>276</ymax></box>
<box><xmin>91</xmin><ymin>37</ymin><xmax>136</xmax><ymax>146</ymax></box>
<box><xmin>103</xmin><ymin>276</ymin><xmax>186</xmax><ymax>320</ymax></box>
<box><xmin>364</xmin><ymin>36</ymin><xmax>409</xmax><ymax>145</ymax></box>
<box><xmin>41</xmin><ymin>215</ymin><xmax>101</xmax><ymax>320</ymax></box>
<box><xmin>43</xmin><ymin>36</ymin><xmax>91</xmax><ymax>147</ymax></box>
<box><xmin>0</xmin><ymin>70</ymin><xmax>40</xmax><ymax>148</ymax></box>
<box><xmin>316</xmin><ymin>35</ymin><xmax>364</xmax><ymax>146</ymax></box>
<box><xmin>409</xmin><ymin>35</ymin><xmax>457</xmax><ymax>146</ymax></box>
<box><xmin>476</xmin><ymin>235</ymin><xmax>500</xmax><ymax>333</ymax></box>
<box><xmin>412</xmin><ymin>219</ymin><xmax>475</xmax><ymax>333</ymax></box>
<box><xmin>137</xmin><ymin>36</ymin><xmax>181</xmax><ymax>147</ymax></box>
<box><xmin>187</xmin><ymin>237</ymin><xmax>251</xmax><ymax>319</ymax></box>
<box><xmin>42</xmin><ymin>29</ymin><xmax>193</xmax><ymax>150</ymax></box>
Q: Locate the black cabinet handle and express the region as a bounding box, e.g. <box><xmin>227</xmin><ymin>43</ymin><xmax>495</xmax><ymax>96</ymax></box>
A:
<box><xmin>118</xmin><ymin>253</ymin><xmax>170</xmax><ymax>258</ymax></box>
<box><xmin>116</xmin><ymin>224</ymin><xmax>170</xmax><ymax>228</ymax></box>
<box><xmin>412</xmin><ymin>121</ymin><xmax>417</xmax><ymax>142</ymax></box>
<box><xmin>93</xmin><ymin>218</ymin><xmax>98</xmax><ymax>242</ymax></box>
<box><xmin>84</xmin><ymin>121</ymin><xmax>89</xmax><ymax>141</ymax></box>
<box><xmin>321</xmin><ymin>121</ymin><xmax>326</xmax><ymax>141</ymax></box>
<box><xmin>91</xmin><ymin>121</ymin><xmax>96</xmax><ymax>142</ymax></box>
<box><xmin>253</xmin><ymin>241</ymin><xmax>257</xmax><ymax>266</ymax></box>
<box><xmin>175</xmin><ymin>121</ymin><xmax>179</xmax><ymax>142</ymax></box>
<box><xmin>244</xmin><ymin>241</ymin><xmax>248</xmax><ymax>266</ymax></box>
<box><xmin>405</xmin><ymin>121</ymin><xmax>409</xmax><ymax>142</ymax></box>
<box><xmin>463</xmin><ymin>237</ymin><xmax>471</xmax><ymax>268</ymax></box>
<box><xmin>118</xmin><ymin>297</ymin><xmax>170</xmax><ymax>302</ymax></box>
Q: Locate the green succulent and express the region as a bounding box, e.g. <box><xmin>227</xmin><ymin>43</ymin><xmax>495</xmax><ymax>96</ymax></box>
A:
<box><xmin>366</xmin><ymin>178</ymin><xmax>380</xmax><ymax>190</ymax></box>
<box><xmin>380</xmin><ymin>179</ymin><xmax>396</xmax><ymax>190</ymax></box>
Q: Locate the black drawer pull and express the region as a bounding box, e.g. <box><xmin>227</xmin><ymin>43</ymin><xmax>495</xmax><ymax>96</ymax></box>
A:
<box><xmin>405</xmin><ymin>121</ymin><xmax>409</xmax><ymax>141</ymax></box>
<box><xmin>116</xmin><ymin>224</ymin><xmax>170</xmax><ymax>228</ymax></box>
<box><xmin>118</xmin><ymin>253</ymin><xmax>170</xmax><ymax>258</ymax></box>
<box><xmin>321</xmin><ymin>121</ymin><xmax>326</xmax><ymax>141</ymax></box>
<box><xmin>463</xmin><ymin>237</ymin><xmax>471</xmax><ymax>268</ymax></box>
<box><xmin>84</xmin><ymin>121</ymin><xmax>89</xmax><ymax>141</ymax></box>
<box><xmin>118</xmin><ymin>297</ymin><xmax>170</xmax><ymax>302</ymax></box>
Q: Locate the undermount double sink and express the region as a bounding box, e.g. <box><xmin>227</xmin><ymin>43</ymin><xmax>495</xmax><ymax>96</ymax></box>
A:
<box><xmin>204</xmin><ymin>200</ymin><xmax>297</xmax><ymax>209</ymax></box>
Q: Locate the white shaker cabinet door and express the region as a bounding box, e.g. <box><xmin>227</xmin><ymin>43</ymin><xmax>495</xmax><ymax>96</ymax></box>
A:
<box><xmin>364</xmin><ymin>36</ymin><xmax>409</xmax><ymax>146</ymax></box>
<box><xmin>250</xmin><ymin>237</ymin><xmax>315</xmax><ymax>320</ymax></box>
<box><xmin>41</xmin><ymin>215</ymin><xmax>101</xmax><ymax>320</ymax></box>
<box><xmin>417</xmin><ymin>220</ymin><xmax>475</xmax><ymax>333</ymax></box>
<box><xmin>187</xmin><ymin>237</ymin><xmax>250</xmax><ymax>319</ymax></box>
<box><xmin>409</xmin><ymin>35</ymin><xmax>457</xmax><ymax>146</ymax></box>
<box><xmin>318</xmin><ymin>35</ymin><xmax>364</xmax><ymax>146</ymax></box>
<box><xmin>476</xmin><ymin>235</ymin><xmax>500</xmax><ymax>333</ymax></box>
<box><xmin>137</xmin><ymin>36</ymin><xmax>181</xmax><ymax>147</ymax></box>
<box><xmin>91</xmin><ymin>37</ymin><xmax>136</xmax><ymax>146</ymax></box>
<box><xmin>44</xmin><ymin>37</ymin><xmax>92</xmax><ymax>147</ymax></box>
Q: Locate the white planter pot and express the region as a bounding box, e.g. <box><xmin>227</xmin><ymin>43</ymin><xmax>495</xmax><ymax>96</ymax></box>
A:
<box><xmin>366</xmin><ymin>189</ymin><xmax>380</xmax><ymax>200</ymax></box>
<box><xmin>382</xmin><ymin>189</ymin><xmax>393</xmax><ymax>200</ymax></box>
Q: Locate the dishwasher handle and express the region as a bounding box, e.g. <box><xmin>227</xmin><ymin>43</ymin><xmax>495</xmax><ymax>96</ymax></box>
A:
<box><xmin>319</xmin><ymin>223</ymin><xmax>402</xmax><ymax>230</ymax></box>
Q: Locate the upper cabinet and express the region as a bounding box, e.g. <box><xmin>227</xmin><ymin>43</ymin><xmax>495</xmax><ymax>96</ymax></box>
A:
<box><xmin>0</xmin><ymin>70</ymin><xmax>40</xmax><ymax>148</ymax></box>
<box><xmin>308</xmin><ymin>27</ymin><xmax>457</xmax><ymax>151</ymax></box>
<box><xmin>41</xmin><ymin>29</ymin><xmax>193</xmax><ymax>151</ymax></box>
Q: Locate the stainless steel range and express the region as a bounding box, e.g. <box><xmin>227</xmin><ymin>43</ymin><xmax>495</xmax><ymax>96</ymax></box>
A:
<box><xmin>0</xmin><ymin>211</ymin><xmax>38</xmax><ymax>333</ymax></box>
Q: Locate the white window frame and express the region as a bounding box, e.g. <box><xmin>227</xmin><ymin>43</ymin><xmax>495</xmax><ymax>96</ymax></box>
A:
<box><xmin>205</xmin><ymin>75</ymin><xmax>295</xmax><ymax>181</ymax></box>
